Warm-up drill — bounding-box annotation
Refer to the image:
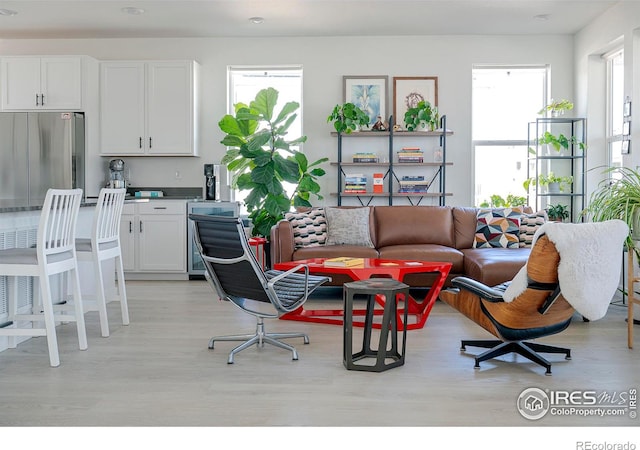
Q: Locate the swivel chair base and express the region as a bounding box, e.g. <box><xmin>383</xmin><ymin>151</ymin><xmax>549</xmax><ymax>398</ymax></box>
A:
<box><xmin>209</xmin><ymin>317</ymin><xmax>309</xmax><ymax>364</ymax></box>
<box><xmin>460</xmin><ymin>339</ymin><xmax>571</xmax><ymax>375</ymax></box>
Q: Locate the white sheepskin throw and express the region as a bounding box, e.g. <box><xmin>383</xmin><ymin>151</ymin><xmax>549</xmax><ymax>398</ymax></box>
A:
<box><xmin>503</xmin><ymin>220</ymin><xmax>629</xmax><ymax>321</ymax></box>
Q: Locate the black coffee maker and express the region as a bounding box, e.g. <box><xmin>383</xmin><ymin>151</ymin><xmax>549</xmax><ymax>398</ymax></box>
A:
<box><xmin>204</xmin><ymin>164</ymin><xmax>220</xmax><ymax>200</ymax></box>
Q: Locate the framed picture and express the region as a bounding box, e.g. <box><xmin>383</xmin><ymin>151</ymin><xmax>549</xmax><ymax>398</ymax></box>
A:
<box><xmin>393</xmin><ymin>76</ymin><xmax>438</xmax><ymax>125</ymax></box>
<box><xmin>624</xmin><ymin>99</ymin><xmax>632</xmax><ymax>117</ymax></box>
<box><xmin>622</xmin><ymin>139</ymin><xmax>630</xmax><ymax>154</ymax></box>
<box><xmin>623</xmin><ymin>120</ymin><xmax>631</xmax><ymax>136</ymax></box>
<box><xmin>343</xmin><ymin>75</ymin><xmax>388</xmax><ymax>126</ymax></box>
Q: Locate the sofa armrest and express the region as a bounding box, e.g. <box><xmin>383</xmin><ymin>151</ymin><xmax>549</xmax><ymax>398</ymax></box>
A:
<box><xmin>270</xmin><ymin>219</ymin><xmax>295</xmax><ymax>264</ymax></box>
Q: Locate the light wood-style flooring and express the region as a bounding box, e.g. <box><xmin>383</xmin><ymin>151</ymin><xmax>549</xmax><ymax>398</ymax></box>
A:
<box><xmin>0</xmin><ymin>280</ymin><xmax>637</xmax><ymax>433</ymax></box>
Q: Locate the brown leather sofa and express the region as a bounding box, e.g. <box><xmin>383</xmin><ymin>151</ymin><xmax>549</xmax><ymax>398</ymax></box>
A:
<box><xmin>270</xmin><ymin>205</ymin><xmax>532</xmax><ymax>287</ymax></box>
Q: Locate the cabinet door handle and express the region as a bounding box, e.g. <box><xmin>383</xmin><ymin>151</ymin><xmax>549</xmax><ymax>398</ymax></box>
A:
<box><xmin>129</xmin><ymin>221</ymin><xmax>132</xmax><ymax>233</ymax></box>
<box><xmin>35</xmin><ymin>93</ymin><xmax>39</xmax><ymax>106</ymax></box>
<box><xmin>139</xmin><ymin>221</ymin><xmax>143</xmax><ymax>233</ymax></box>
<box><xmin>139</xmin><ymin>137</ymin><xmax>143</xmax><ymax>149</ymax></box>
<box><xmin>153</xmin><ymin>206</ymin><xmax>167</xmax><ymax>210</ymax></box>
<box><xmin>41</xmin><ymin>94</ymin><xmax>44</xmax><ymax>105</ymax></box>
<box><xmin>149</xmin><ymin>137</ymin><xmax>152</xmax><ymax>148</ymax></box>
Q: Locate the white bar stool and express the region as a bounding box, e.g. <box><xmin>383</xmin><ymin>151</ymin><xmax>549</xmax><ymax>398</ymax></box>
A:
<box><xmin>75</xmin><ymin>188</ymin><xmax>129</xmax><ymax>337</ymax></box>
<box><xmin>0</xmin><ymin>188</ymin><xmax>87</xmax><ymax>367</ymax></box>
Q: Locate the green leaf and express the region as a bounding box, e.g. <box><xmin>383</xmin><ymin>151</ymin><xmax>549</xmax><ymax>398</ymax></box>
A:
<box><xmin>274</xmin><ymin>102</ymin><xmax>299</xmax><ymax>126</ymax></box>
<box><xmin>220</xmin><ymin>135</ymin><xmax>246</xmax><ymax>147</ymax></box>
<box><xmin>251</xmin><ymin>88</ymin><xmax>278</xmax><ymax>121</ymax></box>
<box><xmin>251</xmin><ymin>163</ymin><xmax>276</xmax><ymax>185</ymax></box>
<box><xmin>218</xmin><ymin>115</ymin><xmax>243</xmax><ymax>136</ymax></box>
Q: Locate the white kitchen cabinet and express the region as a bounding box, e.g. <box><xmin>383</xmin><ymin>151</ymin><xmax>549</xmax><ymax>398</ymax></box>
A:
<box><xmin>100</xmin><ymin>60</ymin><xmax>199</xmax><ymax>156</ymax></box>
<box><xmin>119</xmin><ymin>201</ymin><xmax>186</xmax><ymax>273</ymax></box>
<box><xmin>1</xmin><ymin>56</ymin><xmax>83</xmax><ymax>110</ymax></box>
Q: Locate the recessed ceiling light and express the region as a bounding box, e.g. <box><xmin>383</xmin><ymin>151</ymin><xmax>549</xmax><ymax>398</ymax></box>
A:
<box><xmin>121</xmin><ymin>7</ymin><xmax>145</xmax><ymax>15</ymax></box>
<box><xmin>249</xmin><ymin>17</ymin><xmax>264</xmax><ymax>24</ymax></box>
<box><xmin>0</xmin><ymin>8</ymin><xmax>18</xmax><ymax>16</ymax></box>
<box><xmin>534</xmin><ymin>14</ymin><xmax>550</xmax><ymax>21</ymax></box>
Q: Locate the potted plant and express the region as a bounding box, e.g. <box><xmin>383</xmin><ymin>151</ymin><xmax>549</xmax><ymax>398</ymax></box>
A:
<box><xmin>523</xmin><ymin>172</ymin><xmax>573</xmax><ymax>193</ymax></box>
<box><xmin>327</xmin><ymin>102</ymin><xmax>371</xmax><ymax>134</ymax></box>
<box><xmin>546</xmin><ymin>204</ymin><xmax>569</xmax><ymax>222</ymax></box>
<box><xmin>403</xmin><ymin>100</ymin><xmax>435</xmax><ymax>131</ymax></box>
<box><xmin>538</xmin><ymin>98</ymin><xmax>574</xmax><ymax>117</ymax></box>
<box><xmin>531</xmin><ymin>131</ymin><xmax>587</xmax><ymax>155</ymax></box>
<box><xmin>220</xmin><ymin>87</ymin><xmax>328</xmax><ymax>238</ymax></box>
<box><xmin>584</xmin><ymin>167</ymin><xmax>640</xmax><ymax>247</ymax></box>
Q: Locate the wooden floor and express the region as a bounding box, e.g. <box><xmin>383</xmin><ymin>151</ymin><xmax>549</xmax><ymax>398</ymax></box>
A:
<box><xmin>0</xmin><ymin>280</ymin><xmax>638</xmax><ymax>437</ymax></box>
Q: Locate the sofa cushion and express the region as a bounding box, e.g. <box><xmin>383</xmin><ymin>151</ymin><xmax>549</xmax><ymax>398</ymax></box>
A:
<box><xmin>324</xmin><ymin>207</ymin><xmax>374</xmax><ymax>247</ymax></box>
<box><xmin>519</xmin><ymin>210</ymin><xmax>548</xmax><ymax>248</ymax></box>
<box><xmin>374</xmin><ymin>206</ymin><xmax>455</xmax><ymax>248</ymax></box>
<box><xmin>473</xmin><ymin>207</ymin><xmax>522</xmax><ymax>249</ymax></box>
<box><xmin>285</xmin><ymin>208</ymin><xmax>327</xmax><ymax>249</ymax></box>
<box><xmin>461</xmin><ymin>247</ymin><xmax>531</xmax><ymax>286</ymax></box>
<box><xmin>378</xmin><ymin>244</ymin><xmax>464</xmax><ymax>273</ymax></box>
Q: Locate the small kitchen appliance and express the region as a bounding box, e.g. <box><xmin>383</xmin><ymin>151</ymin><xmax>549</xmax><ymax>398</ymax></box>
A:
<box><xmin>109</xmin><ymin>159</ymin><xmax>126</xmax><ymax>189</ymax></box>
<box><xmin>204</xmin><ymin>163</ymin><xmax>220</xmax><ymax>200</ymax></box>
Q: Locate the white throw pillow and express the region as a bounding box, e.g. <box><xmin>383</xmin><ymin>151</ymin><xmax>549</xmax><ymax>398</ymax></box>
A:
<box><xmin>324</xmin><ymin>207</ymin><xmax>374</xmax><ymax>247</ymax></box>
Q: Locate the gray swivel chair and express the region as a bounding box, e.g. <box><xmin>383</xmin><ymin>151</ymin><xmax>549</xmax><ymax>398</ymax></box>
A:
<box><xmin>189</xmin><ymin>214</ymin><xmax>331</xmax><ymax>364</ymax></box>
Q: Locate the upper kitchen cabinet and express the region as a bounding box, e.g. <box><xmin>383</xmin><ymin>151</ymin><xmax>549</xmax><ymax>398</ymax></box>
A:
<box><xmin>99</xmin><ymin>60</ymin><xmax>200</xmax><ymax>156</ymax></box>
<box><xmin>1</xmin><ymin>56</ymin><xmax>84</xmax><ymax>110</ymax></box>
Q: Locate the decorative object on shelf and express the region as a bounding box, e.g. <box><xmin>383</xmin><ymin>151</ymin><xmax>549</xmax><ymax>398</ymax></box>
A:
<box><xmin>343</xmin><ymin>75</ymin><xmax>388</xmax><ymax>126</ymax></box>
<box><xmin>371</xmin><ymin>115</ymin><xmax>388</xmax><ymax>131</ymax></box>
<box><xmin>393</xmin><ymin>76</ymin><xmax>438</xmax><ymax>125</ymax></box>
<box><xmin>403</xmin><ymin>100</ymin><xmax>436</xmax><ymax>131</ymax></box>
<box><xmin>433</xmin><ymin>147</ymin><xmax>443</xmax><ymax>163</ymax></box>
<box><xmin>523</xmin><ymin>172</ymin><xmax>573</xmax><ymax>193</ymax></box>
<box><xmin>546</xmin><ymin>204</ymin><xmax>569</xmax><ymax>222</ymax></box>
<box><xmin>584</xmin><ymin>166</ymin><xmax>640</xmax><ymax>246</ymax></box>
<box><xmin>393</xmin><ymin>124</ymin><xmax>403</xmax><ymax>132</ymax></box>
<box><xmin>328</xmin><ymin>102</ymin><xmax>371</xmax><ymax>134</ymax></box>
<box><xmin>219</xmin><ymin>87</ymin><xmax>328</xmax><ymax>237</ymax></box>
<box><xmin>538</xmin><ymin>98</ymin><xmax>574</xmax><ymax>117</ymax></box>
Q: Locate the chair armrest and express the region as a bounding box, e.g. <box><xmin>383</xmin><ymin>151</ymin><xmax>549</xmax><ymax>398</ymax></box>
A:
<box><xmin>451</xmin><ymin>276</ymin><xmax>505</xmax><ymax>303</ymax></box>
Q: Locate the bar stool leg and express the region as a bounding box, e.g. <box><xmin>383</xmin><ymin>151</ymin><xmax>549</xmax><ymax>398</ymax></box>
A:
<box><xmin>38</xmin><ymin>273</ymin><xmax>60</xmax><ymax>367</ymax></box>
<box><xmin>93</xmin><ymin>254</ymin><xmax>110</xmax><ymax>338</ymax></box>
<box><xmin>7</xmin><ymin>276</ymin><xmax>19</xmax><ymax>349</ymax></box>
<box><xmin>115</xmin><ymin>254</ymin><xmax>130</xmax><ymax>326</ymax></box>
<box><xmin>70</xmin><ymin>266</ymin><xmax>88</xmax><ymax>350</ymax></box>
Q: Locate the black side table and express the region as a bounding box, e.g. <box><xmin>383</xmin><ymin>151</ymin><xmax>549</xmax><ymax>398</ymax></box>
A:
<box><xmin>343</xmin><ymin>278</ymin><xmax>410</xmax><ymax>372</ymax></box>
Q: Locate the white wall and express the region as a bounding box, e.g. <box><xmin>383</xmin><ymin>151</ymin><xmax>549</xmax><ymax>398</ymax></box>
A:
<box><xmin>574</xmin><ymin>2</ymin><xmax>640</xmax><ymax>199</ymax></box>
<box><xmin>0</xmin><ymin>34</ymin><xmax>574</xmax><ymax>205</ymax></box>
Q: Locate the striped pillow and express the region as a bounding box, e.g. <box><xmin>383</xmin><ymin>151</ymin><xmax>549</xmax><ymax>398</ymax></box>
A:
<box><xmin>285</xmin><ymin>208</ymin><xmax>327</xmax><ymax>248</ymax></box>
<box><xmin>519</xmin><ymin>210</ymin><xmax>548</xmax><ymax>248</ymax></box>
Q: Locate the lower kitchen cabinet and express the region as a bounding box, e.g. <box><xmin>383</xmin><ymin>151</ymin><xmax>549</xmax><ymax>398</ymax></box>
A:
<box><xmin>120</xmin><ymin>200</ymin><xmax>186</xmax><ymax>274</ymax></box>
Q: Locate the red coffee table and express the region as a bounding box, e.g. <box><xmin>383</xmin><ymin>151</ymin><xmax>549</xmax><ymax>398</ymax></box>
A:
<box><xmin>273</xmin><ymin>258</ymin><xmax>452</xmax><ymax>331</ymax></box>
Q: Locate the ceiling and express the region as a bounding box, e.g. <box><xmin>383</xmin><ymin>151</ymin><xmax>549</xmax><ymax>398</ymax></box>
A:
<box><xmin>0</xmin><ymin>0</ymin><xmax>619</xmax><ymax>40</ymax></box>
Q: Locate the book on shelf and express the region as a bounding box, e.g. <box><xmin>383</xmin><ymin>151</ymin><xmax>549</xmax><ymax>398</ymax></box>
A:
<box><xmin>400</xmin><ymin>146</ymin><xmax>421</xmax><ymax>151</ymax></box>
<box><xmin>323</xmin><ymin>257</ymin><xmax>365</xmax><ymax>267</ymax></box>
<box><xmin>373</xmin><ymin>173</ymin><xmax>384</xmax><ymax>193</ymax></box>
<box><xmin>352</xmin><ymin>152</ymin><xmax>379</xmax><ymax>163</ymax></box>
<box><xmin>401</xmin><ymin>175</ymin><xmax>425</xmax><ymax>181</ymax></box>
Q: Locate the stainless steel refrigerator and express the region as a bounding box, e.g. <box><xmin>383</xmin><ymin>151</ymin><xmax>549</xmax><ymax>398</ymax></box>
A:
<box><xmin>0</xmin><ymin>112</ymin><xmax>85</xmax><ymax>208</ymax></box>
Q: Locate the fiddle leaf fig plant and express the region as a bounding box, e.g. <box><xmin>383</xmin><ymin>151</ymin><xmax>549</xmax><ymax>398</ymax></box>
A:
<box><xmin>220</xmin><ymin>87</ymin><xmax>328</xmax><ymax>238</ymax></box>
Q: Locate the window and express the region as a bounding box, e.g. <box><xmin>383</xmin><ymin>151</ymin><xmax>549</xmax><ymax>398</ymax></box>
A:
<box><xmin>226</xmin><ymin>66</ymin><xmax>303</xmax><ymax>210</ymax></box>
<box><xmin>605</xmin><ymin>49</ymin><xmax>624</xmax><ymax>172</ymax></box>
<box><xmin>472</xmin><ymin>66</ymin><xmax>548</xmax><ymax>207</ymax></box>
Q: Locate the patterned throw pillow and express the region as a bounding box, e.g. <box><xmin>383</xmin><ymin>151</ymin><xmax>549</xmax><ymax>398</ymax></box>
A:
<box><xmin>473</xmin><ymin>207</ymin><xmax>523</xmax><ymax>249</ymax></box>
<box><xmin>324</xmin><ymin>207</ymin><xmax>374</xmax><ymax>247</ymax></box>
<box><xmin>519</xmin><ymin>210</ymin><xmax>548</xmax><ymax>248</ymax></box>
<box><xmin>285</xmin><ymin>208</ymin><xmax>327</xmax><ymax>249</ymax></box>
